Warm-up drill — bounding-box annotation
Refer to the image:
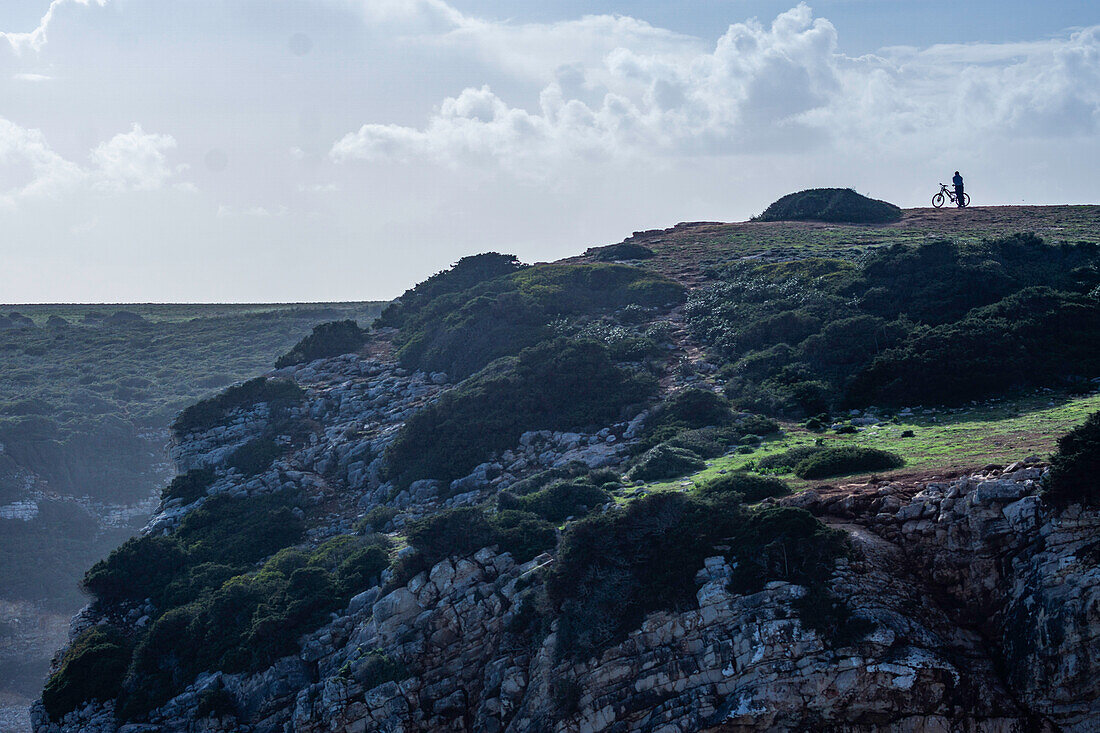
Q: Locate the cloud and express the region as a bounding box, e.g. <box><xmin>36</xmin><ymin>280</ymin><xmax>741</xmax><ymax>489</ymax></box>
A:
<box><xmin>332</xmin><ymin>2</ymin><xmax>1100</xmax><ymax>174</ymax></box>
<box><xmin>0</xmin><ymin>118</ymin><xmax>183</xmax><ymax>206</ymax></box>
<box><xmin>1</xmin><ymin>0</ymin><xmax>108</xmax><ymax>54</ymax></box>
<box><xmin>90</xmin><ymin>124</ymin><xmax>180</xmax><ymax>192</ymax></box>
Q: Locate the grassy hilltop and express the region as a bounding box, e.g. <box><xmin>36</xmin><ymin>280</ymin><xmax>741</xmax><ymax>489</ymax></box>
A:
<box><xmin>31</xmin><ymin>200</ymin><xmax>1100</xmax><ymax>726</ymax></box>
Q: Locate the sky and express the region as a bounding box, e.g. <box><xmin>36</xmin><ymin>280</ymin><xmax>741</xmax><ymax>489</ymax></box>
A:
<box><xmin>2</xmin><ymin>1</ymin><xmax>1099</xmax><ymax>303</ymax></box>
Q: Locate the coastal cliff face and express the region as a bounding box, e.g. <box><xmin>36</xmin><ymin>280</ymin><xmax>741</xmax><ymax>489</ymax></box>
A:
<box><xmin>31</xmin><ymin>348</ymin><xmax>1100</xmax><ymax>733</ymax></box>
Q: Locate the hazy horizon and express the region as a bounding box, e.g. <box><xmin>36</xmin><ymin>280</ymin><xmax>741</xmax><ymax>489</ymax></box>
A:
<box><xmin>4</xmin><ymin>0</ymin><xmax>1100</xmax><ymax>303</ymax></box>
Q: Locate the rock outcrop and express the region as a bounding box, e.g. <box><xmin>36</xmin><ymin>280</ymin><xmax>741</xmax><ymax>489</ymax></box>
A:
<box><xmin>31</xmin><ymin>351</ymin><xmax>1100</xmax><ymax>733</ymax></box>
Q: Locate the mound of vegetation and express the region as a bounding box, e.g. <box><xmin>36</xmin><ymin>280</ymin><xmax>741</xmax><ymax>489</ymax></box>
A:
<box><xmin>41</xmin><ymin>626</ymin><xmax>132</xmax><ymax>721</ymax></box>
<box><xmin>385</xmin><ymin>339</ymin><xmax>654</xmax><ymax>486</ymax></box>
<box><xmin>381</xmin><ymin>255</ymin><xmax>685</xmax><ymax>380</ymax></box>
<box><xmin>687</xmin><ymin>235</ymin><xmax>1100</xmax><ymax>416</ymax></box>
<box><xmin>756</xmin><ymin>188</ymin><xmax>902</xmax><ymax>224</ymax></box>
<box><xmin>118</xmin><ymin>532</ymin><xmax>391</xmax><ymax>718</ymax></box>
<box><xmin>172</xmin><ymin>377</ymin><xmax>303</xmax><ymax>436</ymax></box>
<box><xmin>160</xmin><ymin>467</ymin><xmax>216</xmax><ymax>504</ymax></box>
<box><xmin>499</xmin><ymin>477</ymin><xmax>612</xmax><ymax>523</ymax></box>
<box><xmin>544</xmin><ymin>493</ymin><xmax>853</xmax><ymax>659</ymax></box>
<box><xmin>794</xmin><ymin>446</ymin><xmax>904</xmax><ymax>479</ymax></box>
<box><xmin>756</xmin><ymin>446</ymin><xmax>826</xmax><ymax>473</ymax></box>
<box><xmin>585</xmin><ymin>242</ymin><xmax>656</xmax><ymax>261</ymax></box>
<box><xmin>402</xmin><ymin>506</ymin><xmax>556</xmax><ymax>570</ymax></box>
<box><xmin>275</xmin><ymin>320</ymin><xmax>367</xmax><ymax>368</ymax></box>
<box><xmin>696</xmin><ymin>472</ymin><xmax>791</xmax><ymax>503</ymax></box>
<box><xmin>626</xmin><ymin>444</ymin><xmax>706</xmax><ymax>482</ymax></box>
<box><xmin>1044</xmin><ymin>411</ymin><xmax>1100</xmax><ymax>506</ymax></box>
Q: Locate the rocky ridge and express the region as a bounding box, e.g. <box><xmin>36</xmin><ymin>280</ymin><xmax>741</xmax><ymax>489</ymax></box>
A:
<box><xmin>31</xmin><ymin>343</ymin><xmax>1100</xmax><ymax>733</ymax></box>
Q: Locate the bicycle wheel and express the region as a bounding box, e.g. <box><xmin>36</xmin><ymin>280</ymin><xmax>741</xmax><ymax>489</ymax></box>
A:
<box><xmin>932</xmin><ymin>192</ymin><xmax>945</xmax><ymax>208</ymax></box>
<box><xmin>960</xmin><ymin>192</ymin><xmax>970</xmax><ymax>208</ymax></box>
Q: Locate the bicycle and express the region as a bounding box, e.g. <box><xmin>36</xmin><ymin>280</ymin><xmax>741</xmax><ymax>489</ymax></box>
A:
<box><xmin>932</xmin><ymin>183</ymin><xmax>970</xmax><ymax>208</ymax></box>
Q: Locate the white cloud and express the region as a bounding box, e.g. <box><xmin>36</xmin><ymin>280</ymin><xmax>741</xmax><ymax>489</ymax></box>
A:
<box><xmin>332</xmin><ymin>2</ymin><xmax>1100</xmax><ymax>174</ymax></box>
<box><xmin>1</xmin><ymin>0</ymin><xmax>108</xmax><ymax>54</ymax></box>
<box><xmin>89</xmin><ymin>124</ymin><xmax>180</xmax><ymax>192</ymax></box>
<box><xmin>0</xmin><ymin>118</ymin><xmax>183</xmax><ymax>206</ymax></box>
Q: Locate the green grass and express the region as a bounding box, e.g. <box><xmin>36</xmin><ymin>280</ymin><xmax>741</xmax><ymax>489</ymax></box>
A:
<box><xmin>637</xmin><ymin>391</ymin><xmax>1100</xmax><ymax>492</ymax></box>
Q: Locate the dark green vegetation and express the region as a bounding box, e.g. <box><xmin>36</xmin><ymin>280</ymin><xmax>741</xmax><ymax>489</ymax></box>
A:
<box><xmin>756</xmin><ymin>188</ymin><xmax>902</xmax><ymax>224</ymax></box>
<box><xmin>275</xmin><ymin>319</ymin><xmax>368</xmax><ymax>368</ymax></box>
<box><xmin>794</xmin><ymin>446</ymin><xmax>904</xmax><ymax>479</ymax></box>
<box><xmin>386</xmin><ymin>339</ymin><xmax>654</xmax><ymax>486</ymax></box>
<box><xmin>0</xmin><ymin>302</ymin><xmax>381</xmax><ymax>626</ymax></box>
<box><xmin>1044</xmin><ymin>410</ymin><xmax>1100</xmax><ymax>506</ymax></box>
<box><xmin>499</xmin><ymin>475</ymin><xmax>614</xmax><ymax>522</ymax></box>
<box><xmin>543</xmin><ymin>492</ymin><xmax>854</xmax><ymax>659</ymax></box>
<box><xmin>50</xmin><ymin>486</ymin><xmax>392</xmax><ymax>721</ymax></box>
<box><xmin>696</xmin><ymin>472</ymin><xmax>791</xmax><ymax>503</ymax></box>
<box><xmin>626</xmin><ymin>444</ymin><xmax>706</xmax><ymax>482</ymax></box>
<box><xmin>173</xmin><ymin>377</ymin><xmax>303</xmax><ymax>436</ymax></box>
<box><xmin>160</xmin><ymin>467</ymin><xmax>216</xmax><ymax>504</ymax></box>
<box><xmin>585</xmin><ymin>242</ymin><xmax>656</xmax><ymax>261</ymax></box>
<box><xmin>41</xmin><ymin>626</ymin><xmax>132</xmax><ymax>721</ymax></box>
<box><xmin>379</xmin><ymin>253</ymin><xmax>684</xmax><ymax>380</ymax></box>
<box><xmin>688</xmin><ymin>235</ymin><xmax>1100</xmax><ymax>417</ymax></box>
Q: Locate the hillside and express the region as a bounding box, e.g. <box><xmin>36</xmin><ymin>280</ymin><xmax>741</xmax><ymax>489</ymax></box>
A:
<box><xmin>30</xmin><ymin>206</ymin><xmax>1100</xmax><ymax>732</ymax></box>
<box><xmin>0</xmin><ymin>302</ymin><xmax>383</xmax><ymax>730</ymax></box>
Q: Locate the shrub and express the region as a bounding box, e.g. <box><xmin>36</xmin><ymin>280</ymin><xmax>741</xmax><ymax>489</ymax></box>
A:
<box><xmin>756</xmin><ymin>188</ymin><xmax>902</xmax><ymax>224</ymax></box>
<box><xmin>664</xmin><ymin>427</ymin><xmax>735</xmax><ymax>459</ymax></box>
<box><xmin>794</xmin><ymin>446</ymin><xmax>904</xmax><ymax>479</ymax></box>
<box><xmin>225</xmin><ymin>437</ymin><xmax>282</xmax><ymax>476</ymax></box>
<box><xmin>195</xmin><ymin>688</ymin><xmax>238</xmax><ymax>719</ymax></box>
<box><xmin>42</xmin><ymin>626</ymin><xmax>131</xmax><ymax>721</ymax></box>
<box><xmin>173</xmin><ymin>377</ymin><xmax>303</xmax><ymax>435</ymax></box>
<box><xmin>386</xmin><ymin>339</ymin><xmax>654</xmax><ymax>485</ymax></box>
<box><xmin>643</xmin><ymin>388</ymin><xmax>736</xmax><ymax>441</ymax></box>
<box><xmin>387</xmin><ymin>260</ymin><xmax>684</xmax><ymax>379</ymax></box>
<box><xmin>176</xmin><ymin>493</ymin><xmax>304</xmax><ymax>566</ymax></box>
<box><xmin>358</xmin><ymin>505</ymin><xmax>399</xmax><ymax>533</ymax></box>
<box><xmin>404</xmin><ymin>507</ymin><xmax>555</xmax><ymax>568</ymax></box>
<box><xmin>82</xmin><ymin>535</ymin><xmax>188</xmax><ymax>608</ymax></box>
<box><xmin>756</xmin><ymin>446</ymin><xmax>824</xmax><ymax>473</ymax></box>
<box><xmin>585</xmin><ymin>242</ymin><xmax>656</xmax><ymax>261</ymax></box>
<box><xmin>626</xmin><ymin>444</ymin><xmax>706</xmax><ymax>482</ymax></box>
<box><xmin>697</xmin><ymin>472</ymin><xmax>791</xmax><ymax>503</ymax></box>
<box><xmin>792</xmin><ymin>584</ymin><xmax>873</xmax><ymax>647</ymax></box>
<box><xmin>275</xmin><ymin>320</ymin><xmax>367</xmax><ymax>368</ymax></box>
<box><xmin>546</xmin><ymin>492</ymin><xmax>745</xmax><ymax>658</ymax></box>
<box><xmin>161</xmin><ymin>467</ymin><xmax>216</xmax><ymax>504</ymax></box>
<box><xmin>499</xmin><ymin>479</ymin><xmax>611</xmax><ymax>522</ymax></box>
<box><xmin>726</xmin><ymin>507</ymin><xmax>850</xmax><ymax>594</ymax></box>
<box><xmin>354</xmin><ymin>650</ymin><xmax>406</xmax><ymax>690</ymax></box>
<box><xmin>1044</xmin><ymin>411</ymin><xmax>1100</xmax><ymax>506</ymax></box>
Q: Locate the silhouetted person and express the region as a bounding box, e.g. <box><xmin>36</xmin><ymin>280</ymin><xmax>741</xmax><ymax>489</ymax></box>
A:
<box><xmin>952</xmin><ymin>171</ymin><xmax>964</xmax><ymax>208</ymax></box>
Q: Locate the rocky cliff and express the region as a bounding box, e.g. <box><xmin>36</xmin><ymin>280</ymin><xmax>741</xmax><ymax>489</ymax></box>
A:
<box><xmin>31</xmin><ymin>344</ymin><xmax>1100</xmax><ymax>733</ymax></box>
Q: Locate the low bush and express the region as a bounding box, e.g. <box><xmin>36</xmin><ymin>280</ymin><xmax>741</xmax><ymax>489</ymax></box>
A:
<box><xmin>173</xmin><ymin>377</ymin><xmax>303</xmax><ymax>436</ymax></box>
<box><xmin>726</xmin><ymin>507</ymin><xmax>850</xmax><ymax>594</ymax></box>
<box><xmin>643</xmin><ymin>388</ymin><xmax>736</xmax><ymax>443</ymax></box>
<box><xmin>386</xmin><ymin>339</ymin><xmax>654</xmax><ymax>486</ymax></box>
<box><xmin>756</xmin><ymin>446</ymin><xmax>823</xmax><ymax>473</ymax></box>
<box><xmin>404</xmin><ymin>506</ymin><xmax>556</xmax><ymax>570</ymax></box>
<box><xmin>176</xmin><ymin>493</ymin><xmax>305</xmax><ymax>566</ymax></box>
<box><xmin>225</xmin><ymin>437</ymin><xmax>282</xmax><ymax>476</ymax></box>
<box><xmin>1043</xmin><ymin>411</ymin><xmax>1100</xmax><ymax>506</ymax></box>
<box><xmin>626</xmin><ymin>444</ymin><xmax>706</xmax><ymax>482</ymax></box>
<box><xmin>160</xmin><ymin>467</ymin><xmax>216</xmax><ymax>504</ymax></box>
<box><xmin>696</xmin><ymin>472</ymin><xmax>791</xmax><ymax>503</ymax></box>
<box><xmin>354</xmin><ymin>650</ymin><xmax>407</xmax><ymax>689</ymax></box>
<box><xmin>663</xmin><ymin>427</ymin><xmax>735</xmax><ymax>459</ymax></box>
<box><xmin>756</xmin><ymin>188</ymin><xmax>902</xmax><ymax>224</ymax></box>
<box><xmin>42</xmin><ymin>626</ymin><xmax>131</xmax><ymax>721</ymax></box>
<box><xmin>547</xmin><ymin>492</ymin><xmax>746</xmax><ymax>659</ymax></box>
<box><xmin>275</xmin><ymin>320</ymin><xmax>367</xmax><ymax>368</ymax></box>
<box><xmin>586</xmin><ymin>242</ymin><xmax>656</xmax><ymax>261</ymax></box>
<box><xmin>498</xmin><ymin>478</ymin><xmax>611</xmax><ymax>522</ymax></box>
<box><xmin>358</xmin><ymin>505</ymin><xmax>399</xmax><ymax>533</ymax></box>
<box><xmin>82</xmin><ymin>535</ymin><xmax>189</xmax><ymax>608</ymax></box>
<box><xmin>794</xmin><ymin>446</ymin><xmax>904</xmax><ymax>479</ymax></box>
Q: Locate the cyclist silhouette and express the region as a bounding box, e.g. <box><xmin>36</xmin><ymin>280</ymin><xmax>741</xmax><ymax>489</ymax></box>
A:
<box><xmin>952</xmin><ymin>171</ymin><xmax>964</xmax><ymax>208</ymax></box>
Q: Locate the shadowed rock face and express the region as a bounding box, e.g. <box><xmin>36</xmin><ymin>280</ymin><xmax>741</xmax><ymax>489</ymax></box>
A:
<box><xmin>30</xmin><ymin>344</ymin><xmax>1099</xmax><ymax>733</ymax></box>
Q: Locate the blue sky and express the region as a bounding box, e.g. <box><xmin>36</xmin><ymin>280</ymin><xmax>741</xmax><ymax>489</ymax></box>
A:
<box><xmin>2</xmin><ymin>1</ymin><xmax>1099</xmax><ymax>302</ymax></box>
